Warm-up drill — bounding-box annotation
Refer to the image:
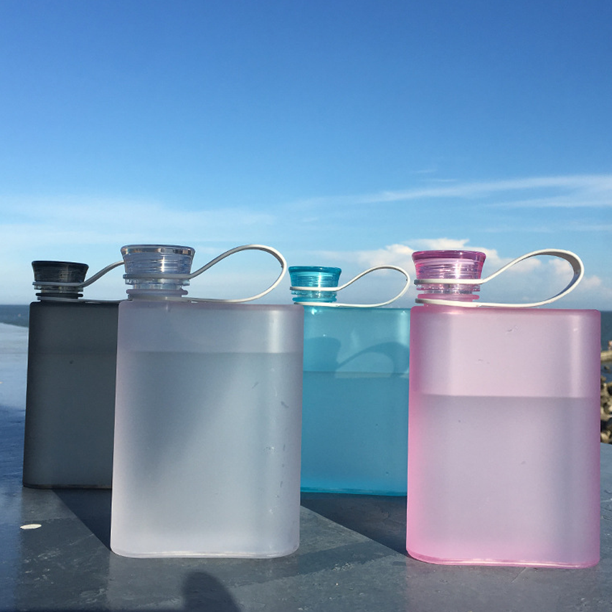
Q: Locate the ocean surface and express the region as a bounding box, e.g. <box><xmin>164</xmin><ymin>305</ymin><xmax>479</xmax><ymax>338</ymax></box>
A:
<box><xmin>0</xmin><ymin>305</ymin><xmax>29</xmax><ymax>328</ymax></box>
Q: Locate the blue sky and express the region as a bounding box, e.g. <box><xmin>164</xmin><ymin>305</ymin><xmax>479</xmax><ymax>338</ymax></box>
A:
<box><xmin>1</xmin><ymin>0</ymin><xmax>611</xmax><ymax>308</ymax></box>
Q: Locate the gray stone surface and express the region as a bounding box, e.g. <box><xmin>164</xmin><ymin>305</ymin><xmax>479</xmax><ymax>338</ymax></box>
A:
<box><xmin>1</xmin><ymin>323</ymin><xmax>612</xmax><ymax>611</ymax></box>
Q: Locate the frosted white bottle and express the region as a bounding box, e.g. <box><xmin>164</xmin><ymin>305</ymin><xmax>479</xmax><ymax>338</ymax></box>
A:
<box><xmin>110</xmin><ymin>245</ymin><xmax>303</xmax><ymax>558</ymax></box>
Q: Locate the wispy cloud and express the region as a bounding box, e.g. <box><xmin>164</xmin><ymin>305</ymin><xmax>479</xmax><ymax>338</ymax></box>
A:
<box><xmin>567</xmin><ymin>224</ymin><xmax>612</xmax><ymax>232</ymax></box>
<box><xmin>0</xmin><ymin>196</ymin><xmax>278</xmax><ymax>253</ymax></box>
<box><xmin>291</xmin><ymin>174</ymin><xmax>612</xmax><ymax>209</ymax></box>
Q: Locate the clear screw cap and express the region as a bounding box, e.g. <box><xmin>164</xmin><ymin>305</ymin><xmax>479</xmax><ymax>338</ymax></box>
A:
<box><xmin>121</xmin><ymin>245</ymin><xmax>195</xmax><ymax>293</ymax></box>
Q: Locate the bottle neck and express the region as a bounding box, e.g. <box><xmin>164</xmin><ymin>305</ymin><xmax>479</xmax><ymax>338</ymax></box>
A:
<box><xmin>416</xmin><ymin>291</ymin><xmax>480</xmax><ymax>304</ymax></box>
<box><xmin>126</xmin><ymin>286</ymin><xmax>188</xmax><ymax>300</ymax></box>
<box><xmin>35</xmin><ymin>289</ymin><xmax>83</xmax><ymax>301</ymax></box>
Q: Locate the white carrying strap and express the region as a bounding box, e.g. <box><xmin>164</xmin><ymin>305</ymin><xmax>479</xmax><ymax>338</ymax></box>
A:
<box><xmin>183</xmin><ymin>244</ymin><xmax>286</xmax><ymax>303</ymax></box>
<box><xmin>34</xmin><ymin>245</ymin><xmax>287</xmax><ymax>303</ymax></box>
<box><xmin>416</xmin><ymin>249</ymin><xmax>584</xmax><ymax>308</ymax></box>
<box><xmin>290</xmin><ymin>265</ymin><xmax>410</xmax><ymax>308</ymax></box>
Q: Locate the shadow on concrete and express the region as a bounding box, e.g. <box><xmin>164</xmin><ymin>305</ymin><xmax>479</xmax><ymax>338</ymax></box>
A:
<box><xmin>11</xmin><ymin>571</ymin><xmax>242</xmax><ymax>611</ymax></box>
<box><xmin>53</xmin><ymin>487</ymin><xmax>410</xmax><ymax>558</ymax></box>
<box><xmin>301</xmin><ymin>492</ymin><xmax>408</xmax><ymax>555</ymax></box>
<box><xmin>55</xmin><ymin>488</ymin><xmax>112</xmax><ymax>549</ymax></box>
<box><xmin>182</xmin><ymin>572</ymin><xmax>241</xmax><ymax>611</ymax></box>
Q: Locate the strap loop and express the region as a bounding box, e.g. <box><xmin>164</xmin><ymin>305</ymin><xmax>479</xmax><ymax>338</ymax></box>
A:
<box><xmin>416</xmin><ymin>249</ymin><xmax>584</xmax><ymax>308</ymax></box>
<box><xmin>185</xmin><ymin>244</ymin><xmax>287</xmax><ymax>303</ymax></box>
<box><xmin>290</xmin><ymin>265</ymin><xmax>410</xmax><ymax>308</ymax></box>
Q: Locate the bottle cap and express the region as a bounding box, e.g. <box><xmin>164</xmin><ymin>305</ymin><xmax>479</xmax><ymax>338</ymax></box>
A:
<box><xmin>413</xmin><ymin>250</ymin><xmax>486</xmax><ymax>301</ymax></box>
<box><xmin>289</xmin><ymin>266</ymin><xmax>342</xmax><ymax>303</ymax></box>
<box><xmin>121</xmin><ymin>245</ymin><xmax>195</xmax><ymax>294</ymax></box>
<box><xmin>32</xmin><ymin>261</ymin><xmax>89</xmax><ymax>300</ymax></box>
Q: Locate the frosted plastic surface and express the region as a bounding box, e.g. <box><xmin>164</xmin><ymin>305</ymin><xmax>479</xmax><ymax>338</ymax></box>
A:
<box><xmin>407</xmin><ymin>305</ymin><xmax>601</xmax><ymax>567</ymax></box>
<box><xmin>23</xmin><ymin>301</ymin><xmax>118</xmax><ymax>488</ymax></box>
<box><xmin>301</xmin><ymin>306</ymin><xmax>409</xmax><ymax>495</ymax></box>
<box><xmin>111</xmin><ymin>300</ymin><xmax>303</xmax><ymax>558</ymax></box>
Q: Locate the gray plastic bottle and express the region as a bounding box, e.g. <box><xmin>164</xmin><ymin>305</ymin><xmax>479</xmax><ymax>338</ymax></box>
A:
<box><xmin>110</xmin><ymin>245</ymin><xmax>304</xmax><ymax>558</ymax></box>
<box><xmin>23</xmin><ymin>261</ymin><xmax>119</xmax><ymax>488</ymax></box>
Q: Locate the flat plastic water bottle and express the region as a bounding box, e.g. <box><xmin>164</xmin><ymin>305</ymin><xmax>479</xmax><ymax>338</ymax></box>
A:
<box><xmin>289</xmin><ymin>264</ymin><xmax>410</xmax><ymax>494</ymax></box>
<box><xmin>110</xmin><ymin>244</ymin><xmax>303</xmax><ymax>558</ymax></box>
<box><xmin>406</xmin><ymin>249</ymin><xmax>601</xmax><ymax>567</ymax></box>
<box><xmin>23</xmin><ymin>258</ymin><xmax>123</xmax><ymax>488</ymax></box>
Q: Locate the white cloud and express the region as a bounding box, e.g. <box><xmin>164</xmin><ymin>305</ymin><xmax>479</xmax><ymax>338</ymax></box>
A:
<box><xmin>580</xmin><ymin>275</ymin><xmax>603</xmax><ymax>290</ymax></box>
<box><xmin>411</xmin><ymin>238</ymin><xmax>470</xmax><ymax>251</ymax></box>
<box><xmin>570</xmin><ymin>275</ymin><xmax>612</xmax><ymax>310</ymax></box>
<box><xmin>291</xmin><ymin>174</ymin><xmax>612</xmax><ymax>210</ymax></box>
<box><xmin>550</xmin><ymin>257</ymin><xmax>574</xmax><ymax>276</ymax></box>
<box><xmin>2</xmin><ymin>197</ymin><xmax>276</xmax><ymax>239</ymax></box>
<box><xmin>0</xmin><ymin>196</ymin><xmax>279</xmax><ymax>267</ymax></box>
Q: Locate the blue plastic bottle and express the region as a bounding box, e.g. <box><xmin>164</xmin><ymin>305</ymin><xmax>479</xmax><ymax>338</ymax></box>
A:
<box><xmin>289</xmin><ymin>265</ymin><xmax>410</xmax><ymax>495</ymax></box>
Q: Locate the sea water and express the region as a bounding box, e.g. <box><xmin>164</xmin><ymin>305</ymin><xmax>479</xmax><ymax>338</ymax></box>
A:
<box><xmin>111</xmin><ymin>351</ymin><xmax>302</xmax><ymax>558</ymax></box>
<box><xmin>302</xmin><ymin>371</ymin><xmax>409</xmax><ymax>494</ymax></box>
<box><xmin>407</xmin><ymin>394</ymin><xmax>600</xmax><ymax>566</ymax></box>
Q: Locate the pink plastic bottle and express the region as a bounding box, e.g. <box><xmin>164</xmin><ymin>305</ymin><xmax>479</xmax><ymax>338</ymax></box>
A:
<box><xmin>406</xmin><ymin>249</ymin><xmax>601</xmax><ymax>567</ymax></box>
